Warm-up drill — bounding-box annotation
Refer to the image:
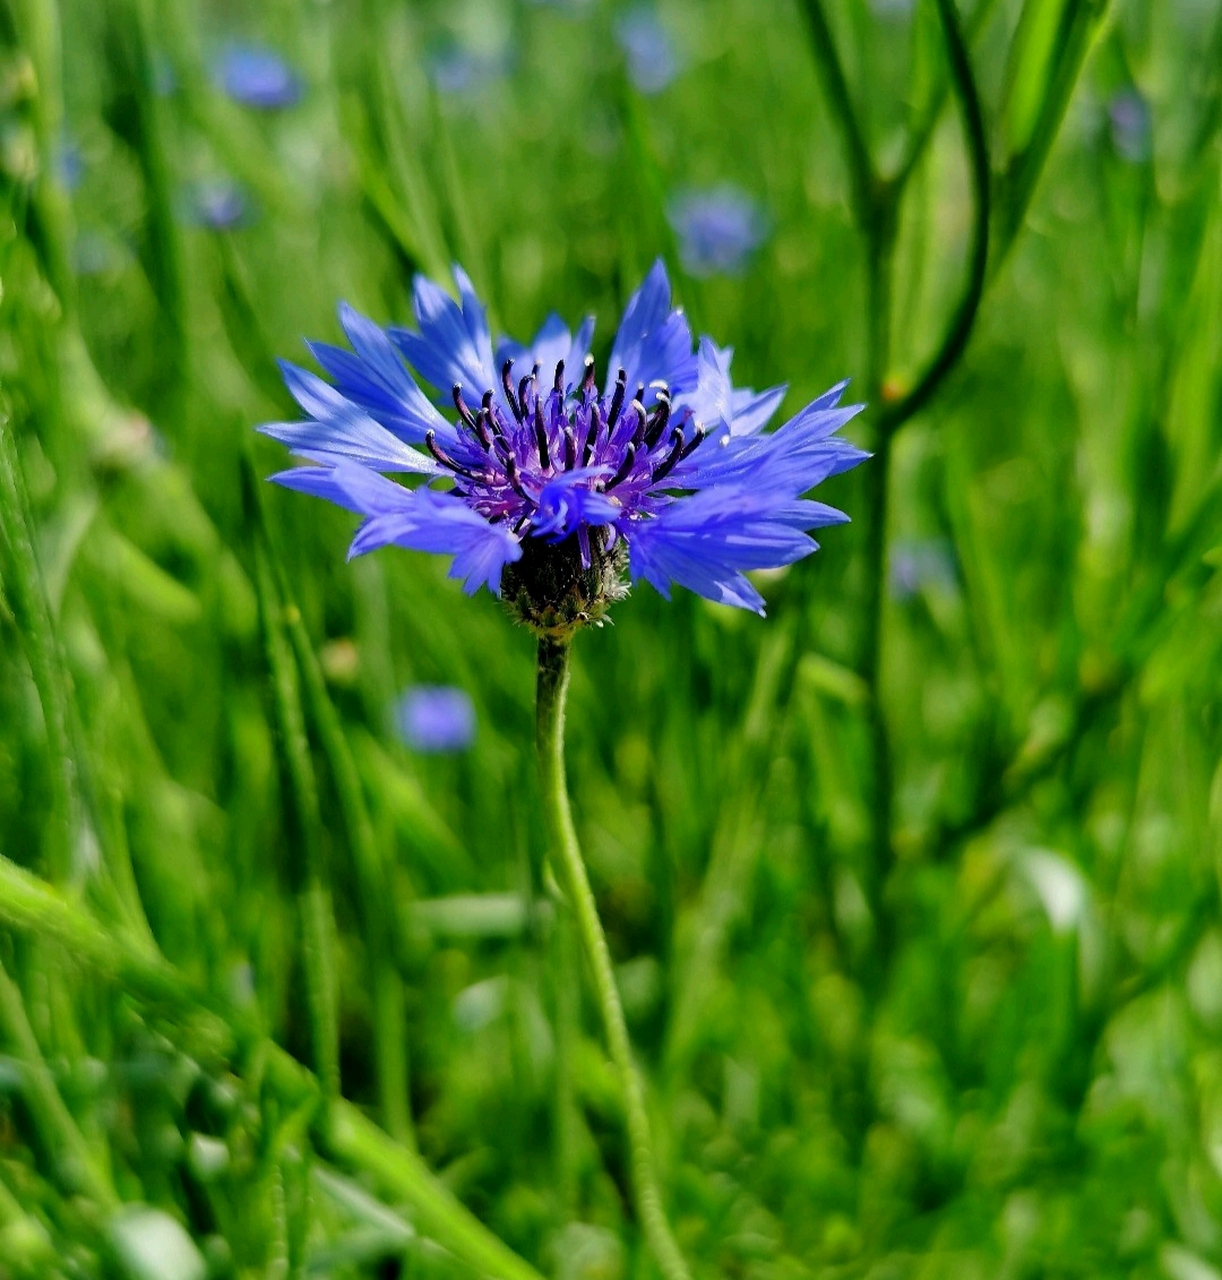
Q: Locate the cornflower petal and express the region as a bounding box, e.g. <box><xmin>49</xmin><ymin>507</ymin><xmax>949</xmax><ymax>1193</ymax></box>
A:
<box><xmin>727</xmin><ymin>384</ymin><xmax>787</xmax><ymax>435</ymax></box>
<box><xmin>261</xmin><ymin>362</ymin><xmax>443</xmax><ymax>474</ymax></box>
<box><xmin>608</xmin><ymin>258</ymin><xmax>697</xmax><ymax>402</ymax></box>
<box><xmin>349</xmin><ymin>487</ymin><xmax>522</xmax><ymax>595</ymax></box>
<box><xmin>389</xmin><ymin>267</ymin><xmax>498</xmax><ymax>403</ymax></box>
<box><xmin>306</xmin><ymin>302</ymin><xmax>454</xmax><ymax>446</ymax></box>
<box><xmin>624</xmin><ymin>486</ymin><xmax>828</xmax><ymax>615</ymax></box>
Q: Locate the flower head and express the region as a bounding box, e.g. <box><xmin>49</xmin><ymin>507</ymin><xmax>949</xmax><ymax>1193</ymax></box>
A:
<box><xmin>261</xmin><ymin>260</ymin><xmax>867</xmax><ymax>633</ymax></box>
<box><xmin>615</xmin><ymin>8</ymin><xmax>680</xmax><ymax>95</ymax></box>
<box><xmin>395</xmin><ymin>686</ymin><xmax>476</xmax><ymax>753</ymax></box>
<box><xmin>669</xmin><ymin>185</ymin><xmax>767</xmax><ymax>277</ymax></box>
<box><xmin>216</xmin><ymin>43</ymin><xmax>301</xmax><ymax>110</ymax></box>
<box><xmin>182</xmin><ymin>178</ymin><xmax>249</xmax><ymax>231</ymax></box>
<box><xmin>1108</xmin><ymin>89</ymin><xmax>1151</xmax><ymax>164</ymax></box>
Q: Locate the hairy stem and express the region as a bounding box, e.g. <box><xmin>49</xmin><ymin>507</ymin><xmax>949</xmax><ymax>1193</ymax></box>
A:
<box><xmin>535</xmin><ymin>637</ymin><xmax>690</xmax><ymax>1280</ymax></box>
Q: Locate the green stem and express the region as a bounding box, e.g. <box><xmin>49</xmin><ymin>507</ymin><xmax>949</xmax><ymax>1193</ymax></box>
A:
<box><xmin>535</xmin><ymin>637</ymin><xmax>690</xmax><ymax>1280</ymax></box>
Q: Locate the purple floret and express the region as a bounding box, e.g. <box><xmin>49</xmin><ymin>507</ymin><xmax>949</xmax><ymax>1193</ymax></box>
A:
<box><xmin>395</xmin><ymin>686</ymin><xmax>476</xmax><ymax>753</ymax></box>
<box><xmin>260</xmin><ymin>259</ymin><xmax>867</xmax><ymax>616</ymax></box>
<box><xmin>217</xmin><ymin>43</ymin><xmax>301</xmax><ymax>110</ymax></box>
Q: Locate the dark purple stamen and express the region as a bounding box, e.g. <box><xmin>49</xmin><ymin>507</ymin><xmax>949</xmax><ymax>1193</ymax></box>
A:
<box><xmin>518</xmin><ymin>373</ymin><xmax>533</xmax><ymax>416</ymax></box>
<box><xmin>629</xmin><ymin>399</ymin><xmax>647</xmax><ymax>445</ymax></box>
<box><xmin>582</xmin><ymin>405</ymin><xmax>601</xmax><ymax>466</ymax></box>
<box><xmin>564</xmin><ymin>426</ymin><xmax>577</xmax><ymax>470</ymax></box>
<box><xmin>650</xmin><ymin>426</ymin><xmax>686</xmax><ymax>484</ymax></box>
<box><xmin>607</xmin><ymin>441</ymin><xmax>637</xmax><ymax>490</ymax></box>
<box><xmin>505</xmin><ymin>456</ymin><xmax>531</xmax><ymax>502</ymax></box>
<box><xmin>581</xmin><ymin>355</ymin><xmax>596</xmax><ymax>398</ymax></box>
<box><xmin>680</xmin><ymin>427</ymin><xmax>708</xmax><ymax>460</ymax></box>
<box><xmin>502</xmin><ymin>360</ymin><xmax>521</xmax><ymax>420</ymax></box>
<box><xmin>425</xmin><ymin>430</ymin><xmax>479</xmax><ymax>480</ymax></box>
<box><xmin>534</xmin><ymin>398</ymin><xmax>551</xmax><ymax>468</ymax></box>
<box><xmin>554</xmin><ymin>360</ymin><xmax>565</xmax><ymax>394</ymax></box>
<box><xmin>645</xmin><ymin>396</ymin><xmax>671</xmax><ymax>448</ymax></box>
<box><xmin>481</xmin><ymin>389</ymin><xmax>505</xmax><ymax>439</ymax></box>
<box><xmin>452</xmin><ymin>384</ymin><xmax>476</xmax><ymax>430</ymax></box>
<box><xmin>472</xmin><ymin>408</ymin><xmax>493</xmax><ymax>449</ymax></box>
<box><xmin>608</xmin><ymin>368</ymin><xmax>627</xmax><ymax>429</ymax></box>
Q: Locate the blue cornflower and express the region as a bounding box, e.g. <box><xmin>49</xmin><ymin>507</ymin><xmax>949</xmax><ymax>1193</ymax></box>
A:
<box><xmin>260</xmin><ymin>260</ymin><xmax>867</xmax><ymax>632</ymax></box>
<box><xmin>615</xmin><ymin>8</ymin><xmax>680</xmax><ymax>95</ymax></box>
<box><xmin>216</xmin><ymin>43</ymin><xmax>301</xmax><ymax>110</ymax></box>
<box><xmin>182</xmin><ymin>178</ymin><xmax>249</xmax><ymax>231</ymax></box>
<box><xmin>669</xmin><ymin>186</ymin><xmax>767</xmax><ymax>277</ymax></box>
<box><xmin>54</xmin><ymin>136</ymin><xmax>84</xmax><ymax>191</ymax></box>
<box><xmin>395</xmin><ymin>686</ymin><xmax>476</xmax><ymax>753</ymax></box>
<box><xmin>889</xmin><ymin>538</ymin><xmax>957</xmax><ymax>600</ymax></box>
<box><xmin>427</xmin><ymin>39</ymin><xmax>512</xmax><ymax>96</ymax></box>
<box><xmin>1108</xmin><ymin>89</ymin><xmax>1151</xmax><ymax>164</ymax></box>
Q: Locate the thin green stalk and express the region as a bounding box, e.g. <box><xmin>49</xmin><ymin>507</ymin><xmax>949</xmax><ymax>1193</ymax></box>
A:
<box><xmin>535</xmin><ymin>637</ymin><xmax>690</xmax><ymax>1280</ymax></box>
<box><xmin>0</xmin><ymin>955</ymin><xmax>115</xmax><ymax>1207</ymax></box>
<box><xmin>252</xmin><ymin>540</ymin><xmax>341</xmax><ymax>1099</ymax></box>
<box><xmin>879</xmin><ymin>0</ymin><xmax>991</xmax><ymax>435</ymax></box>
<box><xmin>993</xmin><ymin>0</ymin><xmax>1109</xmax><ymax>271</ymax></box>
<box><xmin>280</xmin><ymin>593</ymin><xmax>413</xmax><ymax>1146</ymax></box>
<box><xmin>795</xmin><ymin>0</ymin><xmax>877</xmax><ymax>226</ymax></box>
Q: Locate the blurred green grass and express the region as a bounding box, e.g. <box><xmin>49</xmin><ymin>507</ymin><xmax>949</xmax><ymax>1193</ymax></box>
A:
<box><xmin>0</xmin><ymin>0</ymin><xmax>1221</xmax><ymax>1275</ymax></box>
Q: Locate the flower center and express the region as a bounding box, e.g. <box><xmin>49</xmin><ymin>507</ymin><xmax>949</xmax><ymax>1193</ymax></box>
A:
<box><xmin>425</xmin><ymin>357</ymin><xmax>709</xmax><ymax>532</ymax></box>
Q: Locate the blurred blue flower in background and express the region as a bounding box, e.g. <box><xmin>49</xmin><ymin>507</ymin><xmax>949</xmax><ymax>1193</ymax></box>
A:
<box><xmin>669</xmin><ymin>185</ymin><xmax>767</xmax><ymax>277</ymax></box>
<box><xmin>152</xmin><ymin>52</ymin><xmax>178</xmax><ymax>97</ymax></box>
<box><xmin>54</xmin><ymin>136</ymin><xmax>83</xmax><ymax>191</ymax></box>
<box><xmin>1108</xmin><ymin>89</ymin><xmax>1151</xmax><ymax>163</ymax></box>
<box><xmin>181</xmin><ymin>178</ymin><xmax>249</xmax><ymax>231</ymax></box>
<box><xmin>889</xmin><ymin>538</ymin><xmax>957</xmax><ymax>600</ymax></box>
<box><xmin>428</xmin><ymin>39</ymin><xmax>512</xmax><ymax>96</ymax></box>
<box><xmin>216</xmin><ymin>43</ymin><xmax>301</xmax><ymax>110</ymax></box>
<box><xmin>261</xmin><ymin>260</ymin><xmax>866</xmax><ymax>619</ymax></box>
<box><xmin>396</xmin><ymin>686</ymin><xmax>476</xmax><ymax>753</ymax></box>
<box><xmin>615</xmin><ymin>7</ymin><xmax>680</xmax><ymax>95</ymax></box>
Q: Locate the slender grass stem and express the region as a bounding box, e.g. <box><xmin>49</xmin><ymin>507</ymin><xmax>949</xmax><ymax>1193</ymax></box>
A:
<box><xmin>278</xmin><ymin>568</ymin><xmax>414</xmax><ymax>1147</ymax></box>
<box><xmin>535</xmin><ymin>637</ymin><xmax>691</xmax><ymax>1280</ymax></box>
<box><xmin>795</xmin><ymin>0</ymin><xmax>876</xmax><ymax>226</ymax></box>
<box><xmin>879</xmin><ymin>0</ymin><xmax>991</xmax><ymax>436</ymax></box>
<box><xmin>252</xmin><ymin>539</ymin><xmax>341</xmax><ymax>1098</ymax></box>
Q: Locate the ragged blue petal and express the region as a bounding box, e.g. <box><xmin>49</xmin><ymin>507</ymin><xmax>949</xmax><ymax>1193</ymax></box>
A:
<box><xmin>263</xmin><ymin>362</ymin><xmax>443</xmax><ymax>474</ymax></box>
<box><xmin>608</xmin><ymin>258</ymin><xmax>698</xmax><ymax>403</ymax></box>
<box><xmin>388</xmin><ymin>267</ymin><xmax>498</xmax><ymax>404</ymax></box>
<box><xmin>348</xmin><ymin>486</ymin><xmax>522</xmax><ymax>595</ymax></box>
<box><xmin>305</xmin><ymin>302</ymin><xmax>455</xmax><ymax>446</ymax></box>
<box><xmin>624</xmin><ymin>486</ymin><xmax>828</xmax><ymax>615</ymax></box>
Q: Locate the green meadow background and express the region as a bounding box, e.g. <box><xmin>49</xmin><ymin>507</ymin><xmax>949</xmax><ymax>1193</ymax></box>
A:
<box><xmin>1</xmin><ymin>0</ymin><xmax>1221</xmax><ymax>1275</ymax></box>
